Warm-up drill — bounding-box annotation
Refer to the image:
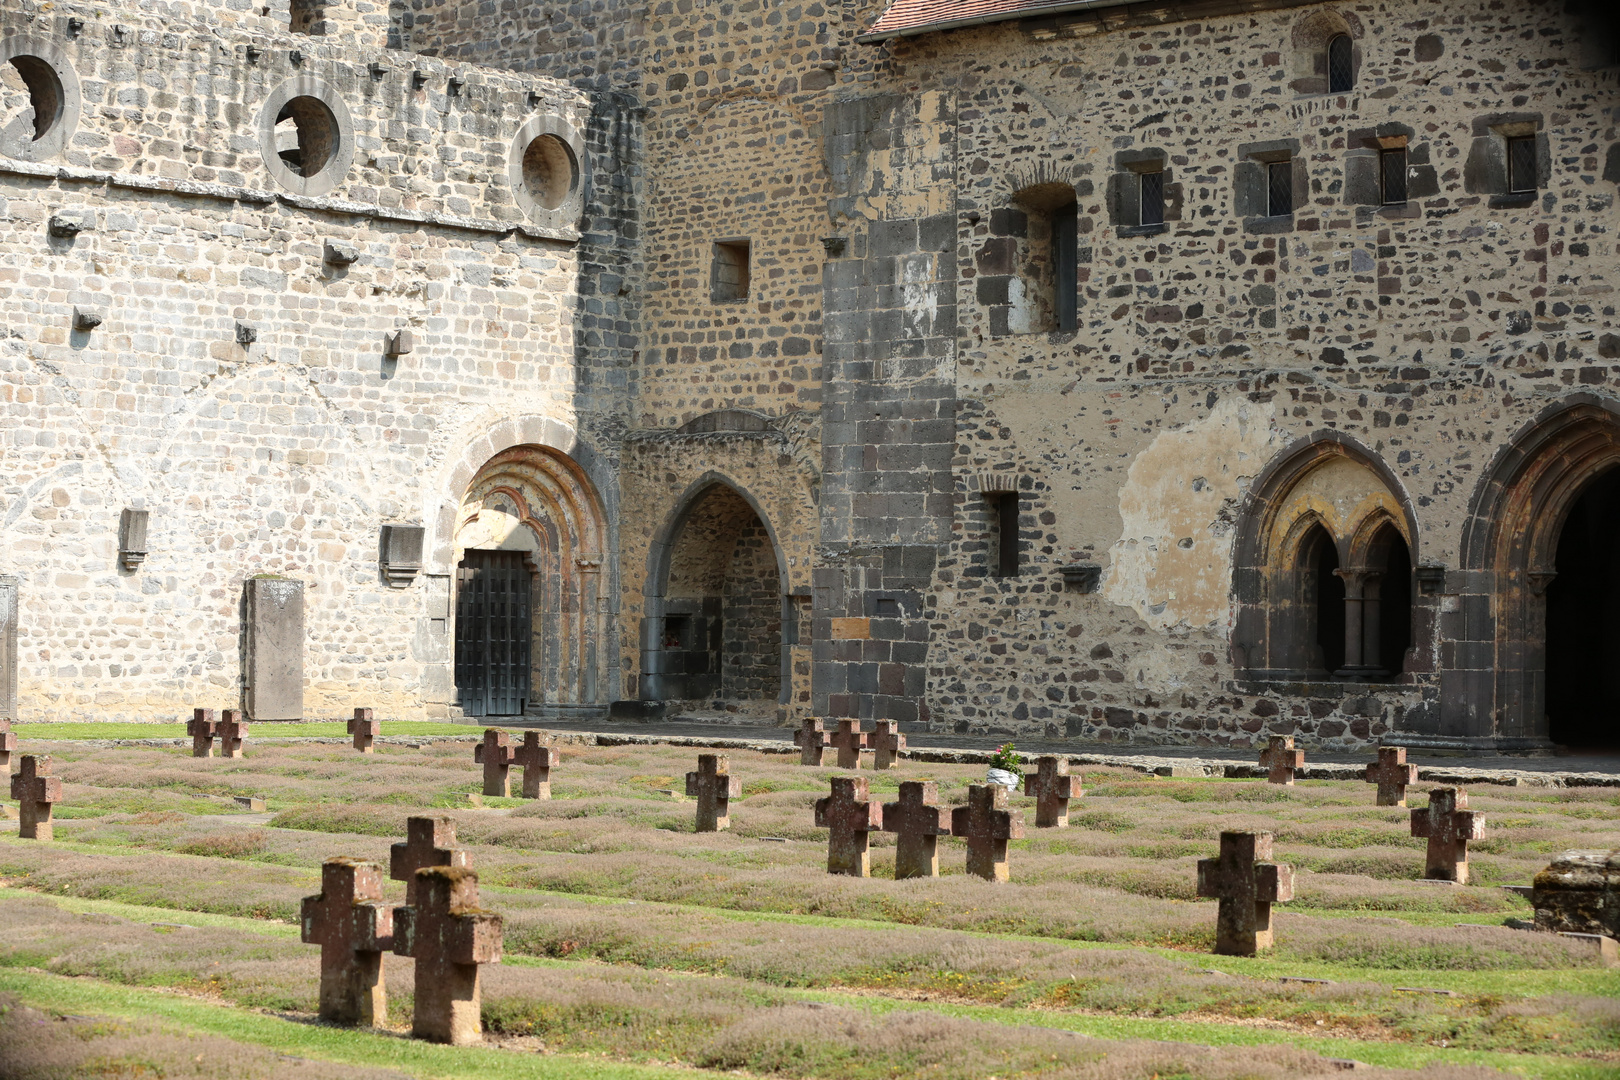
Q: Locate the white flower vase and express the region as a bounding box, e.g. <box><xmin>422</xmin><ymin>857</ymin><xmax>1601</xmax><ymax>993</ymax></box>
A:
<box><xmin>986</xmin><ymin>766</ymin><xmax>1020</xmax><ymax>790</ymax></box>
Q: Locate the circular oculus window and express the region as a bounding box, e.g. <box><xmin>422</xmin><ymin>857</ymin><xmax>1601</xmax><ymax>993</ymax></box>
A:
<box><xmin>258</xmin><ymin>76</ymin><xmax>355</xmax><ymax>197</ymax></box>
<box><xmin>508</xmin><ymin>114</ymin><xmax>586</xmax><ymax>228</ymax></box>
<box><xmin>0</xmin><ymin>35</ymin><xmax>82</xmax><ymax>163</ymax></box>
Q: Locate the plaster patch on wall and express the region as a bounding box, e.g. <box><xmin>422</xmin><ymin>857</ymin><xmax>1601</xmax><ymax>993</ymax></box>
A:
<box><xmin>1104</xmin><ymin>397</ymin><xmax>1283</xmax><ymax>631</ymax></box>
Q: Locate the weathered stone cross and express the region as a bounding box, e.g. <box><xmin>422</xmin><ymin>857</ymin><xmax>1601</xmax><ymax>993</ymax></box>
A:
<box><xmin>218</xmin><ymin>709</ymin><xmax>248</xmax><ymax>758</ymax></box>
<box><xmin>794</xmin><ymin>717</ymin><xmax>831</xmax><ymax>766</ymax></box>
<box><xmin>830</xmin><ymin>718</ymin><xmax>868</xmax><ymax>769</ymax></box>
<box><xmin>1259</xmin><ymin>735</ymin><xmax>1304</xmax><ymax>785</ymax></box>
<box><xmin>1022</xmin><ymin>755</ymin><xmax>1079</xmax><ymax>827</ymax></box>
<box><xmin>187</xmin><ymin>708</ymin><xmax>218</xmax><ymax>758</ymax></box>
<box><xmin>393</xmin><ymin>865</ymin><xmax>503</xmax><ymax>1045</ymax></box>
<box><xmin>882</xmin><ymin>780</ymin><xmax>952</xmax><ymax>878</ymax></box>
<box><xmin>1410</xmin><ymin>787</ymin><xmax>1485</xmax><ymax>883</ymax></box>
<box><xmin>390</xmin><ymin>816</ymin><xmax>471</xmax><ymax>905</ymax></box>
<box><xmin>511</xmin><ymin>732</ymin><xmax>557</xmax><ymax>799</ymax></box>
<box><xmin>11</xmin><ymin>755</ymin><xmax>61</xmax><ymax>841</ymax></box>
<box><xmin>349</xmin><ymin>708</ymin><xmax>380</xmax><ymax>754</ymax></box>
<box><xmin>1365</xmin><ymin>746</ymin><xmax>1418</xmax><ymax>806</ymax></box>
<box><xmin>951</xmin><ymin>783</ymin><xmax>1025</xmax><ymax>882</ymax></box>
<box><xmin>872</xmin><ymin>719</ymin><xmax>906</xmax><ymax>770</ymax></box>
<box><xmin>814</xmin><ymin>775</ymin><xmax>883</xmax><ymax>876</ymax></box>
<box><xmin>1196</xmin><ymin>830</ymin><xmax>1294</xmax><ymax>956</ymax></box>
<box><xmin>300</xmin><ymin>857</ymin><xmax>394</xmax><ymax>1026</ymax></box>
<box><xmin>685</xmin><ymin>753</ymin><xmax>742</xmax><ymax>832</ymax></box>
<box><xmin>0</xmin><ymin>717</ymin><xmax>16</xmax><ymax>774</ymax></box>
<box><xmin>473</xmin><ymin>728</ymin><xmax>517</xmax><ymax>797</ymax></box>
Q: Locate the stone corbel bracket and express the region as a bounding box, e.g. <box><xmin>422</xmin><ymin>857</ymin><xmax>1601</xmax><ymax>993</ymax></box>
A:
<box><xmin>1060</xmin><ymin>563</ymin><xmax>1103</xmax><ymax>593</ymax></box>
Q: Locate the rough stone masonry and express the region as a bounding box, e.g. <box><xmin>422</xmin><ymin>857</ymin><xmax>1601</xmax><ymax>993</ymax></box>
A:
<box><xmin>4</xmin><ymin>0</ymin><xmax>1620</xmax><ymax>757</ymax></box>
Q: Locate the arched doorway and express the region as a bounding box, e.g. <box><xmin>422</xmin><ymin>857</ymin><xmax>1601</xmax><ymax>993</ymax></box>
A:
<box><xmin>643</xmin><ymin>480</ymin><xmax>786</xmax><ymax>714</ymax></box>
<box><xmin>453</xmin><ymin>445</ymin><xmax>608</xmax><ymax>717</ymax></box>
<box><xmin>1544</xmin><ymin>467</ymin><xmax>1620</xmax><ymax>747</ymax></box>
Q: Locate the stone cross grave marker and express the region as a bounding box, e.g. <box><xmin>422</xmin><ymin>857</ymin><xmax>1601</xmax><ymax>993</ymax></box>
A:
<box><xmin>391</xmin><ymin>816</ymin><xmax>471</xmax><ymax>905</ymax></box>
<box><xmin>882</xmin><ymin>780</ymin><xmax>951</xmax><ymax>879</ymax></box>
<box><xmin>301</xmin><ymin>857</ymin><xmax>394</xmax><ymax>1026</ymax></box>
<box><xmin>814</xmin><ymin>775</ymin><xmax>883</xmax><ymax>876</ymax></box>
<box><xmin>511</xmin><ymin>732</ymin><xmax>557</xmax><ymax>799</ymax></box>
<box><xmin>1366</xmin><ymin>746</ymin><xmax>1419</xmax><ymax>806</ymax></box>
<box><xmin>685</xmin><ymin>753</ymin><xmax>742</xmax><ymax>832</ymax></box>
<box><xmin>1196</xmin><ymin>831</ymin><xmax>1294</xmax><ymax>956</ymax></box>
<box><xmin>11</xmin><ymin>755</ymin><xmax>61</xmax><ymax>840</ymax></box>
<box><xmin>794</xmin><ymin>717</ymin><xmax>831</xmax><ymax>766</ymax></box>
<box><xmin>830</xmin><ymin>718</ymin><xmax>868</xmax><ymax>769</ymax></box>
<box><xmin>473</xmin><ymin>728</ymin><xmax>517</xmax><ymax>797</ymax></box>
<box><xmin>872</xmin><ymin>719</ymin><xmax>906</xmax><ymax>770</ymax></box>
<box><xmin>951</xmin><ymin>783</ymin><xmax>1025</xmax><ymax>882</ymax></box>
<box><xmin>0</xmin><ymin>717</ymin><xmax>15</xmax><ymax>774</ymax></box>
<box><xmin>1259</xmin><ymin>735</ymin><xmax>1304</xmax><ymax>785</ymax></box>
<box><xmin>394</xmin><ymin>865</ymin><xmax>502</xmax><ymax>1045</ymax></box>
<box><xmin>1410</xmin><ymin>787</ymin><xmax>1485</xmax><ymax>884</ymax></box>
<box><xmin>187</xmin><ymin>708</ymin><xmax>218</xmax><ymax>758</ymax></box>
<box><xmin>349</xmin><ymin>708</ymin><xmax>380</xmax><ymax>753</ymax></box>
<box><xmin>1023</xmin><ymin>756</ymin><xmax>1079</xmax><ymax>827</ymax></box>
<box><xmin>218</xmin><ymin>709</ymin><xmax>248</xmax><ymax>758</ymax></box>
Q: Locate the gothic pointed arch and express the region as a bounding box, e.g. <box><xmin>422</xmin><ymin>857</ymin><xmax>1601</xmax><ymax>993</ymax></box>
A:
<box><xmin>1232</xmin><ymin>432</ymin><xmax>1419</xmax><ymax>684</ymax></box>
<box><xmin>453</xmin><ymin>444</ymin><xmax>609</xmax><ymax>715</ymax></box>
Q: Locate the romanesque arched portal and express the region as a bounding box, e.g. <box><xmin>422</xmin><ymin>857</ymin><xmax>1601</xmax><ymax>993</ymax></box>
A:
<box><xmin>454</xmin><ymin>445</ymin><xmax>608</xmax><ymax>716</ymax></box>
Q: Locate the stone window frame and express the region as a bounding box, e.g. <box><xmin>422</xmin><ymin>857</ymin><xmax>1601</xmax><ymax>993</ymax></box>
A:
<box><xmin>709</xmin><ymin>238</ymin><xmax>753</xmax><ymax>303</ymax></box>
<box><xmin>506</xmin><ymin>112</ymin><xmax>588</xmax><ymax>230</ymax></box>
<box><xmin>978</xmin><ymin>182</ymin><xmax>1079</xmax><ymax>338</ymax></box>
<box><xmin>1234</xmin><ymin>139</ymin><xmax>1304</xmax><ymax>235</ymax></box>
<box><xmin>1343</xmin><ymin>123</ymin><xmax>1438</xmax><ymax>220</ymax></box>
<box><xmin>0</xmin><ymin>34</ymin><xmax>83</xmax><ymax>164</ymax></box>
<box><xmin>1289</xmin><ymin>8</ymin><xmax>1364</xmax><ymax>97</ymax></box>
<box><xmin>257</xmin><ymin>76</ymin><xmax>356</xmax><ymax>198</ymax></box>
<box><xmin>1463</xmin><ymin>113</ymin><xmax>1549</xmax><ymax>210</ymax></box>
<box><xmin>1106</xmin><ymin>149</ymin><xmax>1181</xmax><ymax>238</ymax></box>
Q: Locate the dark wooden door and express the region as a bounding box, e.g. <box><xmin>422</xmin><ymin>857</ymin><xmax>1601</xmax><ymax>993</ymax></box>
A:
<box><xmin>455</xmin><ymin>550</ymin><xmax>531</xmax><ymax>717</ymax></box>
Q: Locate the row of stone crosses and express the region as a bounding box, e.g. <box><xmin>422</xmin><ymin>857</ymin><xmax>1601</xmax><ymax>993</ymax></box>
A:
<box><xmin>3</xmin><ymin>717</ymin><xmax>1484</xmax><ymax>961</ymax></box>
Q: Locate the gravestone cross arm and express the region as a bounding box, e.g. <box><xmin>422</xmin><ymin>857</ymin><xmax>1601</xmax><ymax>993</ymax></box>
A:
<box><xmin>1410</xmin><ymin>787</ymin><xmax>1485</xmax><ymax>883</ymax></box>
<box><xmin>393</xmin><ymin>866</ymin><xmax>503</xmax><ymax>1045</ymax></box>
<box><xmin>10</xmin><ymin>754</ymin><xmax>62</xmax><ymax>840</ymax></box>
<box><xmin>187</xmin><ymin>708</ymin><xmax>219</xmax><ymax>758</ymax></box>
<box><xmin>1259</xmin><ymin>735</ymin><xmax>1305</xmax><ymax>785</ymax></box>
<box><xmin>872</xmin><ymin>720</ymin><xmax>906</xmax><ymax>771</ymax></box>
<box><xmin>685</xmin><ymin>753</ymin><xmax>742</xmax><ymax>832</ymax></box>
<box><xmin>0</xmin><ymin>717</ymin><xmax>16</xmax><ymax>773</ymax></box>
<box><xmin>814</xmin><ymin>775</ymin><xmax>883</xmax><ymax>876</ymax></box>
<box><xmin>349</xmin><ymin>708</ymin><xmax>380</xmax><ymax>754</ymax></box>
<box><xmin>830</xmin><ymin>719</ymin><xmax>869</xmax><ymax>770</ymax></box>
<box><xmin>217</xmin><ymin>709</ymin><xmax>248</xmax><ymax>759</ymax></box>
<box><xmin>473</xmin><ymin>729</ymin><xmax>517</xmax><ymax>797</ymax></box>
<box><xmin>882</xmin><ymin>779</ymin><xmax>951</xmax><ymax>879</ymax></box>
<box><xmin>951</xmin><ymin>783</ymin><xmax>1025</xmax><ymax>882</ymax></box>
<box><xmin>794</xmin><ymin>718</ymin><xmax>831</xmax><ymax>766</ymax></box>
<box><xmin>390</xmin><ymin>815</ymin><xmax>472</xmax><ymax>904</ymax></box>
<box><xmin>1365</xmin><ymin>746</ymin><xmax>1418</xmax><ymax>806</ymax></box>
<box><xmin>1023</xmin><ymin>756</ymin><xmax>1079</xmax><ymax>827</ymax></box>
<box><xmin>510</xmin><ymin>733</ymin><xmax>556</xmax><ymax>800</ymax></box>
<box><xmin>1196</xmin><ymin>830</ymin><xmax>1294</xmax><ymax>956</ymax></box>
<box><xmin>301</xmin><ymin>857</ymin><xmax>394</xmax><ymax>1026</ymax></box>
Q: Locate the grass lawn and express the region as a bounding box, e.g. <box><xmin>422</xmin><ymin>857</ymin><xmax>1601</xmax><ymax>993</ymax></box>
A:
<box><xmin>0</xmin><ymin>735</ymin><xmax>1615</xmax><ymax>1079</ymax></box>
<box><xmin>10</xmin><ymin>720</ymin><xmax>481</xmax><ymax>740</ymax></box>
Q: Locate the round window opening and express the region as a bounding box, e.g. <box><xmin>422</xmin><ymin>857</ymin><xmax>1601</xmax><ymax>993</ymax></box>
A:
<box><xmin>274</xmin><ymin>95</ymin><xmax>340</xmax><ymax>178</ymax></box>
<box><xmin>521</xmin><ymin>134</ymin><xmax>577</xmax><ymax>211</ymax></box>
<box><xmin>2</xmin><ymin>54</ymin><xmax>65</xmax><ymax>145</ymax></box>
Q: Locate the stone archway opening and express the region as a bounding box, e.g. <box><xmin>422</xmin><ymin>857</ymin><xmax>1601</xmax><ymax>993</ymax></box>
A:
<box><xmin>649</xmin><ymin>483</ymin><xmax>783</xmax><ymax>714</ymax></box>
<box><xmin>1545</xmin><ymin>467</ymin><xmax>1620</xmax><ymax>748</ymax></box>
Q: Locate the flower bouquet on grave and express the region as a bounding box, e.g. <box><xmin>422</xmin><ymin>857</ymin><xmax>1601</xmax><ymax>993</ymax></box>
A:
<box><xmin>986</xmin><ymin>742</ymin><xmax>1022</xmax><ymax>790</ymax></box>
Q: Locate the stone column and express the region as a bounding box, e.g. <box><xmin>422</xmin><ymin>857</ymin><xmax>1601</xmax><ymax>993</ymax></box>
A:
<box><xmin>1335</xmin><ymin>569</ymin><xmax>1385</xmax><ymax>679</ymax></box>
<box><xmin>245</xmin><ymin>577</ymin><xmax>305</xmax><ymax>720</ymax></box>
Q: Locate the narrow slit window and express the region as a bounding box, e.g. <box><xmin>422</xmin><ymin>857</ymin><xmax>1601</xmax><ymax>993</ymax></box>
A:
<box><xmin>1267</xmin><ymin>161</ymin><xmax>1294</xmax><ymax>217</ymax></box>
<box><xmin>1140</xmin><ymin>170</ymin><xmax>1165</xmax><ymax>227</ymax></box>
<box><xmin>991</xmin><ymin>494</ymin><xmax>1020</xmax><ymax>578</ymax></box>
<box><xmin>1380</xmin><ymin>148</ymin><xmax>1408</xmax><ymax>205</ymax></box>
<box><xmin>1506</xmin><ymin>136</ymin><xmax>1537</xmax><ymax>194</ymax></box>
<box><xmin>1052</xmin><ymin>202</ymin><xmax>1078</xmax><ymax>333</ymax></box>
<box><xmin>1327</xmin><ymin>35</ymin><xmax>1354</xmax><ymax>93</ymax></box>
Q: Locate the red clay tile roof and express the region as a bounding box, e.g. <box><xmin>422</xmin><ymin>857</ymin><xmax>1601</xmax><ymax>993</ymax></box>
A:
<box><xmin>858</xmin><ymin>0</ymin><xmax>1114</xmax><ymax>41</ymax></box>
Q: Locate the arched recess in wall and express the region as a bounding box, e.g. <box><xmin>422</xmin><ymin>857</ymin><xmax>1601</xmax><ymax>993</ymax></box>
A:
<box><xmin>641</xmin><ymin>473</ymin><xmax>789</xmax><ymax>712</ymax></box>
<box><xmin>452</xmin><ymin>444</ymin><xmax>609</xmax><ymax>716</ymax></box>
<box><xmin>1231</xmin><ymin>432</ymin><xmax>1420</xmax><ymax>685</ymax></box>
<box><xmin>1455</xmin><ymin>395</ymin><xmax>1620</xmax><ymax>749</ymax></box>
<box><xmin>1289</xmin><ymin>8</ymin><xmax>1364</xmax><ymax>96</ymax></box>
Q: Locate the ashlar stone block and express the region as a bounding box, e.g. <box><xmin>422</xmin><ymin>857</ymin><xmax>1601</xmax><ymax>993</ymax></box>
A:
<box><xmin>245</xmin><ymin>577</ymin><xmax>304</xmax><ymax>720</ymax></box>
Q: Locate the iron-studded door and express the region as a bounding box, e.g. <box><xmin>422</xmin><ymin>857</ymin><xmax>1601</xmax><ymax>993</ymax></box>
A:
<box><xmin>455</xmin><ymin>550</ymin><xmax>531</xmax><ymax>717</ymax></box>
